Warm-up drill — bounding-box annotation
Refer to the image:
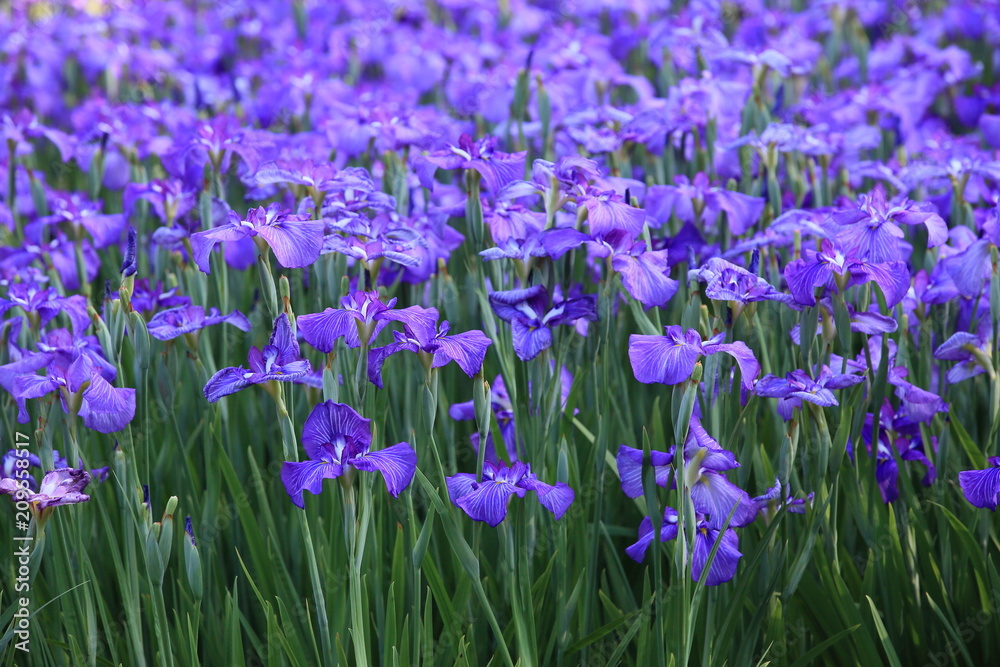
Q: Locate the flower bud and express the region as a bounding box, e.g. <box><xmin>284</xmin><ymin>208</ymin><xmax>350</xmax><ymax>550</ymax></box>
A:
<box><xmin>473</xmin><ymin>373</ymin><xmax>492</xmax><ymax>438</ymax></box>
<box><xmin>130</xmin><ymin>311</ymin><xmax>151</xmax><ymax>370</ymax></box>
<box><xmin>183</xmin><ymin>516</ymin><xmax>203</xmax><ymax>601</ymax></box>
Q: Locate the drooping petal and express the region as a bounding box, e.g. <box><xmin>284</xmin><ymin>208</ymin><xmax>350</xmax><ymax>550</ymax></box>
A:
<box><xmin>454</xmin><ymin>480</ymin><xmax>524</xmax><ymax>527</ymax></box>
<box><xmin>520</xmin><ymin>478</ymin><xmax>575</xmax><ymax>519</ymax></box>
<box><xmin>367</xmin><ymin>342</ymin><xmax>410</xmax><ymax>389</ymax></box>
<box><xmin>616</xmin><ymin>445</ymin><xmax>645</xmax><ymax>499</ymax></box>
<box><xmin>445</xmin><ymin>473</ymin><xmax>478</xmax><ymax>505</ymax></box>
<box><xmin>848</xmin><ymin>261</ymin><xmax>910</xmax><ymax>307</ymax></box>
<box><xmin>691</xmin><ymin>526</ymin><xmax>742</xmax><ymax>586</ymax></box>
<box><xmin>281</xmin><ymin>460</ymin><xmax>343</xmax><ymax>509</ymax></box>
<box><xmin>203</xmin><ymin>366</ymin><xmax>253</xmax><ymax>403</ymax></box>
<box><xmin>489</xmin><ymin>286</ymin><xmax>547</xmax><ymax>323</ymax></box>
<box><xmin>299</xmin><ymin>308</ymin><xmax>363</xmax><ymax>351</ymax></box>
<box><xmin>876</xmin><ymin>456</ymin><xmax>899</xmax><ymax>504</ymax></box>
<box><xmin>539</xmin><ymin>228</ymin><xmax>592</xmax><ymax>260</ymax></box>
<box><xmin>613</xmin><ymin>251</ymin><xmax>679</xmax><ymax>309</ymax></box>
<box><xmin>254</xmin><ymin>219</ymin><xmax>325</xmax><ymax>269</ymax></box>
<box><xmin>628</xmin><ymin>331</ymin><xmax>702</xmax><ymax>385</ymax></box>
<box><xmin>583</xmin><ymin>195</ymin><xmax>646</xmax><ymax>238</ymax></box>
<box><xmin>190</xmin><ymin>224</ymin><xmax>252</xmax><ymax>274</ymax></box>
<box><xmin>432</xmin><ymin>330</ymin><xmax>492</xmax><ymax>377</ymax></box>
<box><xmin>958</xmin><ymin>462</ymin><xmax>1000</xmax><ymax>511</ymax></box>
<box><xmin>78</xmin><ymin>372</ymin><xmax>136</xmax><ymax>433</ymax></box>
<box><xmin>702</xmin><ymin>341</ymin><xmax>760</xmax><ymax>390</ymax></box>
<box><xmin>708</xmin><ymin>189</ymin><xmax>765</xmax><ymax>236</ymax></box>
<box><xmin>625</xmin><ymin>507</ymin><xmax>680</xmax><ymax>562</ymax></box>
<box><xmin>754</xmin><ymin>374</ymin><xmax>793</xmax><ymax>398</ymax></box>
<box><xmin>468</xmin><ymin>152</ymin><xmax>528</xmax><ymax>193</ymax></box>
<box><xmin>783</xmin><ymin>257</ymin><xmax>834</xmax><ymax>306</ymax></box>
<box><xmin>510</xmin><ymin>320</ymin><xmax>552</xmax><ymax>361</ymax></box>
<box><xmin>351</xmin><ymin>442</ymin><xmax>417</xmax><ymax>497</ymax></box>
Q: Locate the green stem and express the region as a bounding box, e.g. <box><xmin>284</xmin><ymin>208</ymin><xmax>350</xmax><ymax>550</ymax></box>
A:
<box><xmin>274</xmin><ymin>385</ymin><xmax>333</xmax><ymax>660</ymax></box>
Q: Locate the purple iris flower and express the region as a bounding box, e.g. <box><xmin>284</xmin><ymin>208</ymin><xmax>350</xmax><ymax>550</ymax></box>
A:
<box><xmin>147</xmin><ymin>305</ymin><xmax>251</xmax><ymax>342</ymax></box>
<box><xmin>415</xmin><ymin>134</ymin><xmax>527</xmax><ymax>192</ymax></box>
<box><xmin>446</xmin><ymin>460</ymin><xmax>574</xmax><ymax>527</ymax></box>
<box><xmin>191</xmin><ymin>203</ymin><xmax>325</xmax><ymax>274</ymax></box>
<box><xmin>684</xmin><ymin>417</ymin><xmax>758</xmax><ymax>530</ymax></box>
<box><xmin>616</xmin><ymin>445</ymin><xmax>675</xmax><ymax>499</ymax></box>
<box><xmin>0</xmin><ymin>468</ymin><xmax>92</xmax><ymax>516</ymax></box>
<box><xmin>0</xmin><ymin>233</ymin><xmax>98</xmax><ymax>291</ymax></box>
<box><xmin>933</xmin><ymin>323</ymin><xmax>994</xmax><ymax>384</ymax></box>
<box><xmin>299</xmin><ymin>291</ymin><xmax>437</xmax><ymax>351</ymax></box>
<box><xmin>124</xmin><ymin>178</ymin><xmax>196</xmax><ymax>225</ymax></box>
<box><xmin>580</xmin><ymin>188</ymin><xmax>647</xmax><ymax>238</ymax></box>
<box><xmin>0</xmin><ymin>281</ymin><xmax>90</xmax><ymax>335</ymax></box>
<box><xmin>690</xmin><ymin>258</ymin><xmax>796</xmax><ymax>312</ymax></box>
<box><xmin>122</xmin><ymin>280</ymin><xmax>191</xmax><ymax>314</ymax></box>
<box><xmin>628</xmin><ymin>326</ymin><xmax>760</xmax><ymax>390</ymax></box>
<box><xmin>625</xmin><ymin>506</ymin><xmax>679</xmax><ymax>562</ymax></box>
<box><xmin>488</xmin><ymin>285</ymin><xmax>597</xmax><ymax>361</ymax></box>
<box><xmin>170</xmin><ymin>115</ymin><xmax>264</xmax><ymax>176</ymax></box>
<box><xmin>547</xmin><ymin>228</ymin><xmax>678</xmax><ymax>309</ymax></box>
<box><xmin>321</xmin><ymin>212</ymin><xmax>429</xmax><ymax>275</ymax></box>
<box><xmin>1</xmin><ymin>333</ymin><xmax>134</xmax><ymax>433</ymax></box>
<box><xmin>752</xmin><ymin>478</ymin><xmax>814</xmax><ymax>521</ymax></box>
<box><xmin>281</xmin><ymin>401</ymin><xmax>416</xmax><ymax>508</ymax></box>
<box><xmin>2</xmin><ymin>109</ymin><xmax>75</xmax><ymax>161</ymax></box>
<box><xmin>203</xmin><ymin>314</ymin><xmax>310</xmax><ymax>403</ymax></box>
<box><xmin>755</xmin><ymin>365</ymin><xmax>865</xmax><ymax>419</ymax></box>
<box><xmin>784</xmin><ymin>239</ymin><xmax>910</xmax><ymax>307</ymax></box>
<box><xmin>832</xmin><ymin>186</ymin><xmax>948</xmax><ymax>263</ymax></box>
<box><xmin>958</xmin><ymin>457</ymin><xmax>1000</xmax><ymax>511</ymax></box>
<box><xmin>646</xmin><ymin>173</ymin><xmax>765</xmax><ymax>235</ymax></box>
<box><xmin>27</xmin><ymin>192</ymin><xmax>127</xmax><ymax>249</ymax></box>
<box><xmin>483</xmin><ymin>196</ymin><xmax>545</xmax><ymax>245</ymax></box>
<box><xmin>367</xmin><ymin>307</ymin><xmax>491</xmax><ymax>388</ymax></box>
<box><xmin>1</xmin><ymin>449</ymin><xmax>107</xmax><ymax>491</ymax></box>
<box><xmin>254</xmin><ymin>159</ymin><xmax>353</xmax><ymax>200</ymax></box>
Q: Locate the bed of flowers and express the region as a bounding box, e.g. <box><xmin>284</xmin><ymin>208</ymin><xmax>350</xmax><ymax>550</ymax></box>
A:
<box><xmin>1</xmin><ymin>0</ymin><xmax>999</xmax><ymax>665</ymax></box>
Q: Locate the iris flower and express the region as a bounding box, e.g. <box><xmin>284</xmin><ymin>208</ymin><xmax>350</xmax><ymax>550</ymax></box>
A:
<box><xmin>203</xmin><ymin>314</ymin><xmax>310</xmax><ymax>402</ymax></box>
<box><xmin>147</xmin><ymin>305</ymin><xmax>251</xmax><ymax>341</ymax></box>
<box><xmin>367</xmin><ymin>306</ymin><xmax>491</xmax><ymax>388</ymax></box>
<box><xmin>832</xmin><ymin>186</ymin><xmax>947</xmax><ymax>263</ymax></box>
<box><xmin>191</xmin><ymin>203</ymin><xmax>325</xmax><ymax>274</ymax></box>
<box><xmin>488</xmin><ymin>285</ymin><xmax>597</xmax><ymax>360</ymax></box>
<box><xmin>0</xmin><ymin>281</ymin><xmax>90</xmax><ymax>335</ymax></box>
<box><xmin>0</xmin><ymin>469</ymin><xmax>93</xmax><ymax>523</ymax></box>
<box><xmin>783</xmin><ymin>238</ymin><xmax>910</xmax><ymax>307</ymax></box>
<box><xmin>446</xmin><ymin>460</ymin><xmax>574</xmax><ymax>527</ymax></box>
<box><xmin>646</xmin><ymin>173</ymin><xmax>765</xmax><ymax>235</ymax></box>
<box><xmin>755</xmin><ymin>365</ymin><xmax>866</xmax><ymax>419</ymax></box>
<box><xmin>415</xmin><ymin>134</ymin><xmax>527</xmax><ymax>192</ymax></box>
<box><xmin>281</xmin><ymin>401</ymin><xmax>416</xmax><ymax>508</ymax></box>
<box><xmin>0</xmin><ymin>331</ymin><xmax>134</xmax><ymax>433</ymax></box>
<box><xmin>628</xmin><ymin>326</ymin><xmax>760</xmax><ymax>390</ymax></box>
<box><xmin>625</xmin><ymin>506</ymin><xmax>679</xmax><ymax>562</ymax></box>
<box><xmin>684</xmin><ymin>418</ymin><xmax>759</xmax><ymax>530</ymax></box>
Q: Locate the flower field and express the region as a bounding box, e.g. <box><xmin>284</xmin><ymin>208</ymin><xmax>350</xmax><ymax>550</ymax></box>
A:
<box><xmin>2</xmin><ymin>1</ymin><xmax>1000</xmax><ymax>665</ymax></box>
